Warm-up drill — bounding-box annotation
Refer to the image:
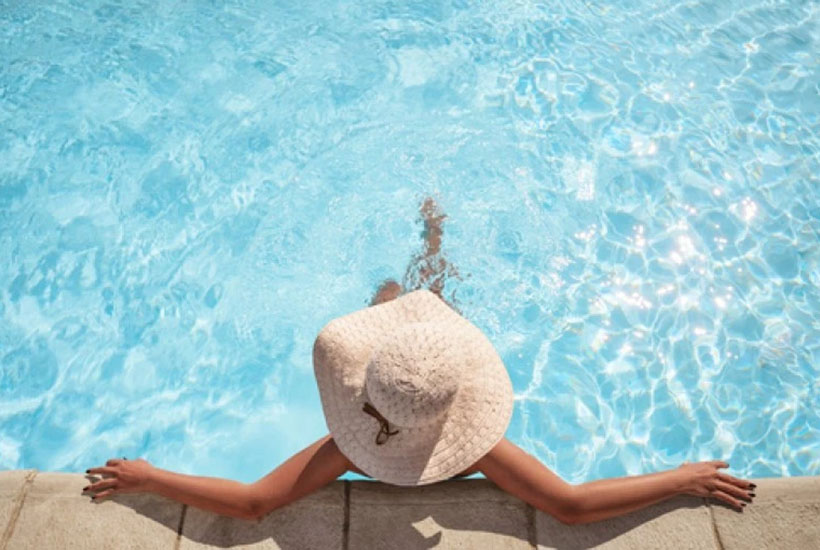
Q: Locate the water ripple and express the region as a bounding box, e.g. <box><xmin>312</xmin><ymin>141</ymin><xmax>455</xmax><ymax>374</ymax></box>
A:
<box><xmin>0</xmin><ymin>0</ymin><xmax>818</xmax><ymax>481</ymax></box>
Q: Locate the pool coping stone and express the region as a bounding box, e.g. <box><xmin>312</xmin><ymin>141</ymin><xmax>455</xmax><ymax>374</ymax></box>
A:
<box><xmin>0</xmin><ymin>472</ymin><xmax>817</xmax><ymax>549</ymax></box>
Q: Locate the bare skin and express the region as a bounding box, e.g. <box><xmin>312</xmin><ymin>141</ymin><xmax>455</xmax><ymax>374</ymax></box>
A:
<box><xmin>84</xmin><ymin>197</ymin><xmax>757</xmax><ymax>523</ymax></box>
<box><xmin>371</xmin><ymin>196</ymin><xmax>463</xmax><ymax>312</ymax></box>
<box><xmin>85</xmin><ymin>437</ymin><xmax>755</xmax><ymax>524</ymax></box>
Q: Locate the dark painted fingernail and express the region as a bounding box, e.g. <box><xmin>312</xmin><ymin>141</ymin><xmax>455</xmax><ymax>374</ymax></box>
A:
<box><xmin>741</xmin><ymin>502</ymin><xmax>746</xmax><ymax>507</ymax></box>
<box><xmin>82</xmin><ymin>486</ymin><xmax>88</xmax><ymax>491</ymax></box>
<box><xmin>749</xmin><ymin>483</ymin><xmax>757</xmax><ymax>489</ymax></box>
<box><xmin>749</xmin><ymin>492</ymin><xmax>756</xmax><ymax>497</ymax></box>
<box><xmin>85</xmin><ymin>469</ymin><xmax>90</xmax><ymax>473</ymax></box>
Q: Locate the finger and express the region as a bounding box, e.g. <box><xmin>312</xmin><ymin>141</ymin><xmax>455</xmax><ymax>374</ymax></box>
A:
<box><xmin>715</xmin><ymin>480</ymin><xmax>753</xmax><ymax>502</ymax></box>
<box><xmin>711</xmin><ymin>489</ymin><xmax>744</xmax><ymax>511</ymax></box>
<box><xmin>717</xmin><ymin>472</ymin><xmax>754</xmax><ymax>489</ymax></box>
<box><xmin>86</xmin><ymin>466</ymin><xmax>117</xmax><ymax>476</ymax></box>
<box><xmin>711</xmin><ymin>460</ymin><xmax>730</xmax><ymax>469</ymax></box>
<box><xmin>92</xmin><ymin>488</ymin><xmax>117</xmax><ymax>501</ymax></box>
<box><xmin>86</xmin><ymin>478</ymin><xmax>119</xmax><ymax>493</ymax></box>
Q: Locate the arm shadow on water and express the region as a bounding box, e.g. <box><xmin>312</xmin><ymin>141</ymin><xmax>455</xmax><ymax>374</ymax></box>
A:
<box><xmin>107</xmin><ymin>479</ymin><xmax>708</xmax><ymax>550</ymax></box>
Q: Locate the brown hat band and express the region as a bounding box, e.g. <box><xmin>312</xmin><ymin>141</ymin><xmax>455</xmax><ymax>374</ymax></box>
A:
<box><xmin>362</xmin><ymin>401</ymin><xmax>399</xmax><ymax>445</ymax></box>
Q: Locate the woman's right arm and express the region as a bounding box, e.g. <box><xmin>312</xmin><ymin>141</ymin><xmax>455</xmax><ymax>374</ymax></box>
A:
<box><xmin>475</xmin><ymin>438</ymin><xmax>755</xmax><ymax>525</ymax></box>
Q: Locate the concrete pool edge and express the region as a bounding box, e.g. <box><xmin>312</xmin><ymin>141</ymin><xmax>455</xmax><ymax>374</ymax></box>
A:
<box><xmin>0</xmin><ymin>472</ymin><xmax>817</xmax><ymax>549</ymax></box>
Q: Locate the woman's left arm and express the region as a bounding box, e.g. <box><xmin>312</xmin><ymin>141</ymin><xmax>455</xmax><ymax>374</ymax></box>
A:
<box><xmin>85</xmin><ymin>434</ymin><xmax>352</xmax><ymax>521</ymax></box>
<box><xmin>85</xmin><ymin>457</ymin><xmax>257</xmax><ymax>520</ymax></box>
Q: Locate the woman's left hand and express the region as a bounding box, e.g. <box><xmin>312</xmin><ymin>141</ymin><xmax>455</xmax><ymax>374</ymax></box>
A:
<box><xmin>84</xmin><ymin>457</ymin><xmax>156</xmax><ymax>500</ymax></box>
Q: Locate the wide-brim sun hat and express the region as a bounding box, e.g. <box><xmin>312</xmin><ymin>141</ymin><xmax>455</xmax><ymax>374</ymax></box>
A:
<box><xmin>313</xmin><ymin>288</ymin><xmax>514</xmax><ymax>486</ymax></box>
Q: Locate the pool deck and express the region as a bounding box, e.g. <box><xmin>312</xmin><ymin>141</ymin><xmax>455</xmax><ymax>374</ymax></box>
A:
<box><xmin>1</xmin><ymin>471</ymin><xmax>818</xmax><ymax>549</ymax></box>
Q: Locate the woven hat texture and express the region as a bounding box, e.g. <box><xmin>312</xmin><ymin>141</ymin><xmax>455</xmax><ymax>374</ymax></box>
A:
<box><xmin>313</xmin><ymin>289</ymin><xmax>514</xmax><ymax>486</ymax></box>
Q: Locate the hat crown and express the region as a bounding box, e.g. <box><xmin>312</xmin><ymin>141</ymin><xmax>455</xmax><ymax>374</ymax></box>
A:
<box><xmin>365</xmin><ymin>322</ymin><xmax>464</xmax><ymax>428</ymax></box>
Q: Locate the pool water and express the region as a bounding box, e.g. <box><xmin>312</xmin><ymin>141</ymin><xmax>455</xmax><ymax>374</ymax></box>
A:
<box><xmin>1</xmin><ymin>0</ymin><xmax>818</xmax><ymax>484</ymax></box>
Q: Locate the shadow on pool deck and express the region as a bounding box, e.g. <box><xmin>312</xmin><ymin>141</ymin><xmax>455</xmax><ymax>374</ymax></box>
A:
<box><xmin>1</xmin><ymin>472</ymin><xmax>818</xmax><ymax>549</ymax></box>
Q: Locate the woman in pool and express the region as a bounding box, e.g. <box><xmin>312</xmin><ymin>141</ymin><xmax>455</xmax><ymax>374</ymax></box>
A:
<box><xmin>84</xmin><ymin>197</ymin><xmax>756</xmax><ymax>524</ymax></box>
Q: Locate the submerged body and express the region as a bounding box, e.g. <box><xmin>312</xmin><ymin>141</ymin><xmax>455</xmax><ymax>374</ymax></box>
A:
<box><xmin>84</xmin><ymin>197</ymin><xmax>756</xmax><ymax>524</ymax></box>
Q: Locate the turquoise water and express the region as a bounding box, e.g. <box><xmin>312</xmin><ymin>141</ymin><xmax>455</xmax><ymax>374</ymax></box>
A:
<box><xmin>1</xmin><ymin>0</ymin><xmax>818</xmax><ymax>484</ymax></box>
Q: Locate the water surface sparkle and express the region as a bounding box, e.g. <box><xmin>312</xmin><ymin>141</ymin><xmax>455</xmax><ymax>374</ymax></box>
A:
<box><xmin>1</xmin><ymin>0</ymin><xmax>818</xmax><ymax>482</ymax></box>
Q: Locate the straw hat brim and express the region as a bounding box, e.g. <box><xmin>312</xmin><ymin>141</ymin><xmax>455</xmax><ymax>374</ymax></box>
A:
<box><xmin>313</xmin><ymin>289</ymin><xmax>514</xmax><ymax>486</ymax></box>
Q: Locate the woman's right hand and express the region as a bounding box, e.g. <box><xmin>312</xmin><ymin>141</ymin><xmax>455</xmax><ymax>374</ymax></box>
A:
<box><xmin>84</xmin><ymin>457</ymin><xmax>156</xmax><ymax>501</ymax></box>
<box><xmin>675</xmin><ymin>460</ymin><xmax>756</xmax><ymax>510</ymax></box>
